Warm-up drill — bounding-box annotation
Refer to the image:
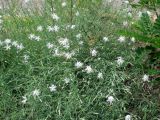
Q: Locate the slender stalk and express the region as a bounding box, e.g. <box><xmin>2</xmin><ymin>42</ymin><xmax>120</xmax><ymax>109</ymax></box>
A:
<box><xmin>50</xmin><ymin>0</ymin><xmax>55</xmax><ymax>25</ymax></box>
<box><xmin>70</xmin><ymin>0</ymin><xmax>73</xmax><ymax>24</ymax></box>
<box><xmin>70</xmin><ymin>0</ymin><xmax>73</xmax><ymax>38</ymax></box>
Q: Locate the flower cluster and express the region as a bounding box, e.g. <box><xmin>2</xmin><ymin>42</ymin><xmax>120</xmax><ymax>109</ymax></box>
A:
<box><xmin>0</xmin><ymin>39</ymin><xmax>24</xmax><ymax>51</ymax></box>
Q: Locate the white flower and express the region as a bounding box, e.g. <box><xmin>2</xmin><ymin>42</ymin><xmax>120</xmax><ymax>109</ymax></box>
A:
<box><xmin>66</xmin><ymin>25</ymin><xmax>71</xmax><ymax>29</ymax></box>
<box><xmin>21</xmin><ymin>96</ymin><xmax>27</xmax><ymax>104</ymax></box>
<box><xmin>131</xmin><ymin>37</ymin><xmax>135</xmax><ymax>42</ymax></box>
<box><xmin>71</xmin><ymin>25</ymin><xmax>76</xmax><ymax>29</ymax></box>
<box><xmin>58</xmin><ymin>38</ymin><xmax>69</xmax><ymax>45</ymax></box>
<box><xmin>34</xmin><ymin>36</ymin><xmax>41</xmax><ymax>41</ymax></box>
<box><xmin>75</xmin><ymin>61</ymin><xmax>83</xmax><ymax>68</ymax></box>
<box><xmin>146</xmin><ymin>11</ymin><xmax>151</xmax><ymax>16</ymax></box>
<box><xmin>16</xmin><ymin>43</ymin><xmax>24</xmax><ymax>50</ymax></box>
<box><xmin>66</xmin><ymin>24</ymin><xmax>76</xmax><ymax>30</ymax></box>
<box><xmin>90</xmin><ymin>49</ymin><xmax>97</xmax><ymax>57</ymax></box>
<box><xmin>12</xmin><ymin>41</ymin><xmax>18</xmax><ymax>47</ymax></box>
<box><xmin>47</xmin><ymin>43</ymin><xmax>54</xmax><ymax>49</ymax></box>
<box><xmin>75</xmin><ymin>11</ymin><xmax>80</xmax><ymax>16</ymax></box>
<box><xmin>116</xmin><ymin>57</ymin><xmax>124</xmax><ymax>65</ymax></box>
<box><xmin>124</xmin><ymin>0</ymin><xmax>129</xmax><ymax>4</ymax></box>
<box><xmin>37</xmin><ymin>25</ymin><xmax>43</xmax><ymax>32</ymax></box>
<box><xmin>4</xmin><ymin>39</ymin><xmax>11</xmax><ymax>44</ymax></box>
<box><xmin>24</xmin><ymin>55</ymin><xmax>29</xmax><ymax>60</ymax></box>
<box><xmin>64</xmin><ymin>78</ymin><xmax>70</xmax><ymax>84</ymax></box>
<box><xmin>51</xmin><ymin>13</ymin><xmax>59</xmax><ymax>21</ymax></box>
<box><xmin>49</xmin><ymin>84</ymin><xmax>57</xmax><ymax>92</ymax></box>
<box><xmin>97</xmin><ymin>72</ymin><xmax>103</xmax><ymax>79</ymax></box>
<box><xmin>28</xmin><ymin>34</ymin><xmax>40</xmax><ymax>41</ymax></box>
<box><xmin>47</xmin><ymin>26</ymin><xmax>54</xmax><ymax>32</ymax></box>
<box><xmin>4</xmin><ymin>44</ymin><xmax>11</xmax><ymax>50</ymax></box>
<box><xmin>32</xmin><ymin>89</ymin><xmax>40</xmax><ymax>97</ymax></box>
<box><xmin>62</xmin><ymin>2</ymin><xmax>67</xmax><ymax>7</ymax></box>
<box><xmin>142</xmin><ymin>74</ymin><xmax>149</xmax><ymax>82</ymax></box>
<box><xmin>73</xmin><ymin>5</ymin><xmax>76</xmax><ymax>8</ymax></box>
<box><xmin>23</xmin><ymin>55</ymin><xmax>29</xmax><ymax>63</ymax></box>
<box><xmin>118</xmin><ymin>36</ymin><xmax>125</xmax><ymax>42</ymax></box>
<box><xmin>64</xmin><ymin>44</ymin><xmax>70</xmax><ymax>49</ymax></box>
<box><xmin>76</xmin><ymin>33</ymin><xmax>82</xmax><ymax>39</ymax></box>
<box><xmin>50</xmin><ymin>7</ymin><xmax>56</xmax><ymax>12</ymax></box>
<box><xmin>106</xmin><ymin>96</ymin><xmax>115</xmax><ymax>105</ymax></box>
<box><xmin>53</xmin><ymin>25</ymin><xmax>59</xmax><ymax>32</ymax></box>
<box><xmin>29</xmin><ymin>34</ymin><xmax>36</xmax><ymax>40</ymax></box>
<box><xmin>85</xmin><ymin>66</ymin><xmax>93</xmax><ymax>74</ymax></box>
<box><xmin>53</xmin><ymin>48</ymin><xmax>62</xmax><ymax>56</ymax></box>
<box><xmin>103</xmin><ymin>37</ymin><xmax>109</xmax><ymax>42</ymax></box>
<box><xmin>63</xmin><ymin>52</ymin><xmax>72</xmax><ymax>59</ymax></box>
<box><xmin>79</xmin><ymin>41</ymin><xmax>84</xmax><ymax>45</ymax></box>
<box><xmin>123</xmin><ymin>21</ymin><xmax>128</xmax><ymax>27</ymax></box>
<box><xmin>125</xmin><ymin>115</ymin><xmax>131</xmax><ymax>120</ymax></box>
<box><xmin>58</xmin><ymin>38</ymin><xmax>70</xmax><ymax>48</ymax></box>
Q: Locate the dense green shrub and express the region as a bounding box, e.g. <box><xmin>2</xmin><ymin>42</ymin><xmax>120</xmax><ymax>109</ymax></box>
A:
<box><xmin>120</xmin><ymin>0</ymin><xmax>160</xmax><ymax>48</ymax></box>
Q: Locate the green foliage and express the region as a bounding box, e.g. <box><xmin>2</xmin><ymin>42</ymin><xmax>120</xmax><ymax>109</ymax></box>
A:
<box><xmin>119</xmin><ymin>0</ymin><xmax>160</xmax><ymax>81</ymax></box>
<box><xmin>139</xmin><ymin>13</ymin><xmax>153</xmax><ymax>35</ymax></box>
<box><xmin>131</xmin><ymin>0</ymin><xmax>160</xmax><ymax>9</ymax></box>
<box><xmin>0</xmin><ymin>0</ymin><xmax>159</xmax><ymax>120</ymax></box>
<box><xmin>120</xmin><ymin>0</ymin><xmax>160</xmax><ymax>48</ymax></box>
<box><xmin>139</xmin><ymin>0</ymin><xmax>160</xmax><ymax>6</ymax></box>
<box><xmin>153</xmin><ymin>15</ymin><xmax>160</xmax><ymax>35</ymax></box>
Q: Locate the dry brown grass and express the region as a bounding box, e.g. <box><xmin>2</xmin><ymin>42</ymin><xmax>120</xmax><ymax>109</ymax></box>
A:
<box><xmin>0</xmin><ymin>0</ymin><xmax>44</xmax><ymax>13</ymax></box>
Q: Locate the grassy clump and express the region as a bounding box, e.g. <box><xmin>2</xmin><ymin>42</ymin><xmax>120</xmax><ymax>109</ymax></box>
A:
<box><xmin>0</xmin><ymin>0</ymin><xmax>159</xmax><ymax>120</ymax></box>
